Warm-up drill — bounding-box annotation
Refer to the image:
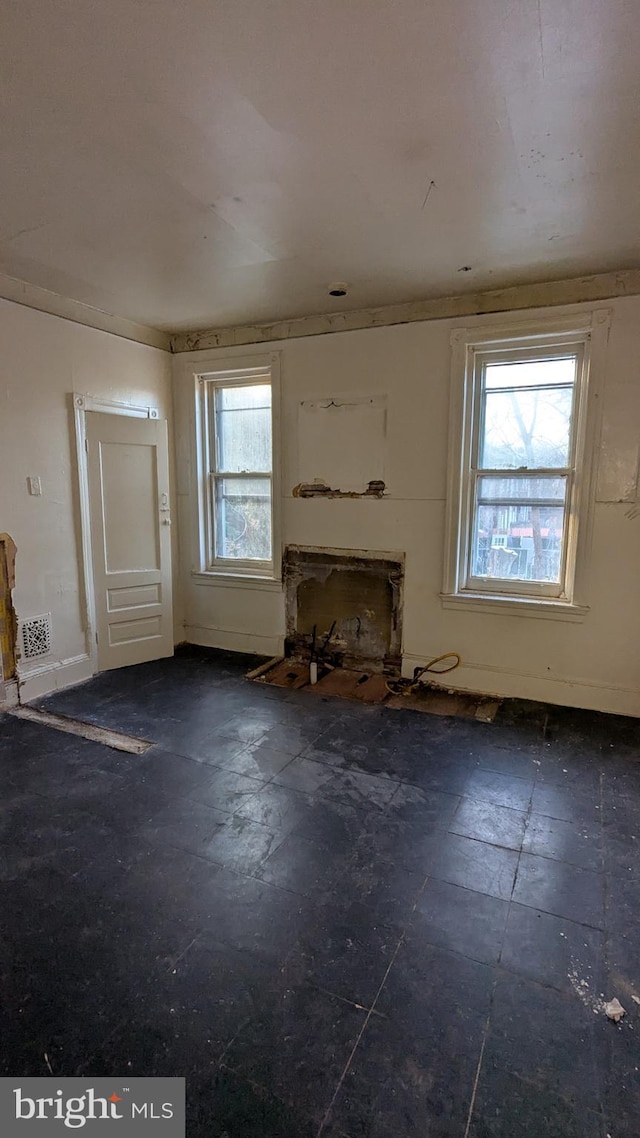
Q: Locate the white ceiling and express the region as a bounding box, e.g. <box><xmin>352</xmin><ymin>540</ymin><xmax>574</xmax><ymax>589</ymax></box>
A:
<box><xmin>1</xmin><ymin>0</ymin><xmax>639</xmax><ymax>333</ymax></box>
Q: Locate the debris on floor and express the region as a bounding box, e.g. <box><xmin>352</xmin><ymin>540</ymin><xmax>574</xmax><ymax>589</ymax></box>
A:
<box><xmin>568</xmin><ymin>965</ymin><xmax>603</xmax><ymax>1013</ymax></box>
<box><xmin>250</xmin><ymin>657</ymin><xmax>392</xmax><ymax>702</ymax></box>
<box><xmin>604</xmin><ymin>998</ymin><xmax>626</xmax><ymax>1022</ymax></box>
<box><xmin>386</xmin><ymin>687</ymin><xmax>501</xmax><ymax>721</ymax></box>
<box><xmin>246</xmin><ymin>656</ymin><xmax>310</xmax><ymax>689</ymax></box>
<box><xmin>567</xmin><ymin>961</ymin><xmax>620</xmax><ymax>1021</ymax></box>
<box><xmin>247</xmin><ymin>656</ymin><xmax>501</xmax><ymax>719</ymax></box>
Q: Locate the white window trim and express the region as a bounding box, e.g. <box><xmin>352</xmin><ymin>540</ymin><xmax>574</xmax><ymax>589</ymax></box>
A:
<box><xmin>192</xmin><ymin>353</ymin><xmax>282</xmax><ymax>583</ymax></box>
<box><xmin>442</xmin><ymin>309</ymin><xmax>610</xmax><ymax>618</ymax></box>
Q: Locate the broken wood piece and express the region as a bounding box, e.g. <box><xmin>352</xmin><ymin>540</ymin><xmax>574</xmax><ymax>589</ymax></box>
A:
<box><xmin>244</xmin><ymin>655</ymin><xmax>283</xmax><ymax>680</ymax></box>
<box><xmin>252</xmin><ymin>658</ymin><xmax>310</xmax><ymax>689</ymax></box>
<box><xmin>9</xmin><ymin>705</ymin><xmax>151</xmax><ymax>754</ymax></box>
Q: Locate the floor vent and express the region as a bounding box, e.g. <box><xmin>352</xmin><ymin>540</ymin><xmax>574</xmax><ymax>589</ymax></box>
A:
<box><xmin>21</xmin><ymin>613</ymin><xmax>52</xmax><ymax>659</ymax></box>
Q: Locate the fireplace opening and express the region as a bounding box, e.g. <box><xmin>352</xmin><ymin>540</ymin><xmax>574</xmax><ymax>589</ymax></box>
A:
<box><xmin>283</xmin><ymin>545</ymin><xmax>404</xmax><ymax>673</ymax></box>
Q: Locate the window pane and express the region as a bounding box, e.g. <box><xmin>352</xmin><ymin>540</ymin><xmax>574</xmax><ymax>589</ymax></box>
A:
<box><xmin>472</xmin><ymin>474</ymin><xmax>566</xmax><ymax>583</ymax></box>
<box><xmin>478</xmin><ymin>474</ymin><xmax>566</xmax><ymax>503</ymax></box>
<box><xmin>481</xmin><ymin>361</ymin><xmax>575</xmax><ymax>470</ymax></box>
<box><xmin>484</xmin><ymin>357</ymin><xmax>576</xmax><ymax>389</ymax></box>
<box><xmin>215</xmin><ymin>384</ymin><xmax>271</xmax><ymax>473</ymax></box>
<box><xmin>214</xmin><ymin>477</ymin><xmax>271</xmax><ymax>561</ymax></box>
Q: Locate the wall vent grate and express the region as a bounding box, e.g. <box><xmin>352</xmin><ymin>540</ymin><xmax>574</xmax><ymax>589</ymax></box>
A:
<box><xmin>21</xmin><ymin>613</ymin><xmax>52</xmax><ymax>659</ymax></box>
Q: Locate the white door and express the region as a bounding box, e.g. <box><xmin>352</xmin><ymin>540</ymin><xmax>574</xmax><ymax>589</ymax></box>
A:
<box><xmin>86</xmin><ymin>411</ymin><xmax>173</xmax><ymax>671</ymax></box>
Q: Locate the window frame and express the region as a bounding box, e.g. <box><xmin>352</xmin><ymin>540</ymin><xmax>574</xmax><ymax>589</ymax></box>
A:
<box><xmin>443</xmin><ymin>311</ymin><xmax>609</xmax><ymax>616</ymax></box>
<box><xmin>195</xmin><ymin>357</ymin><xmax>281</xmax><ymax>582</ymax></box>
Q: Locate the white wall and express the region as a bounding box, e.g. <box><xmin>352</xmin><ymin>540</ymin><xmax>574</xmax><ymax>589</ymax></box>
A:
<box><xmin>0</xmin><ymin>298</ymin><xmax>175</xmax><ymax>701</ymax></box>
<box><xmin>174</xmin><ymin>296</ymin><xmax>640</xmax><ymax>718</ymax></box>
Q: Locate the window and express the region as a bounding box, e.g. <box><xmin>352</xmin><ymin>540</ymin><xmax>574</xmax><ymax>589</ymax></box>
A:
<box><xmin>198</xmin><ymin>363</ymin><xmax>279</xmax><ymax>578</ymax></box>
<box><xmin>444</xmin><ymin>315</ymin><xmax>607</xmax><ymax>612</ymax></box>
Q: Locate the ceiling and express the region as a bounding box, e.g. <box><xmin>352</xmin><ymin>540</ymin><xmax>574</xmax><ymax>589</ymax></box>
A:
<box><xmin>1</xmin><ymin>0</ymin><xmax>639</xmax><ymax>333</ymax></box>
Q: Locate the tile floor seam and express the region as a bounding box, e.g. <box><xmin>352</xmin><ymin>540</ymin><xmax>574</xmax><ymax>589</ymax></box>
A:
<box><xmin>483</xmin><ymin>1066</ymin><xmax>608</xmax><ymax>1121</ymax></box>
<box><xmin>137</xmin><ymin>793</ymin><xmax>254</xmax><ymax>823</ymax></box>
<box><xmin>463</xmin><ymin>992</ymin><xmax>494</xmax><ymax>1138</ymax></box>
<box><xmin>310</xmin><ymin>985</ymin><xmax>381</xmax><ymax>1016</ymax></box>
<box><xmin>315</xmin><ymin>874</ymin><xmax>430</xmax><ymax>1137</ymax></box>
<box><xmin>517</xmin><ymin>845</ymin><xmax>606</xmax><ymax>875</ymax></box>
<box><xmin>115</xmin><ymin>841</ymin><xmax>313</xmax><ymax>906</ymax></box>
<box><xmin>509</xmin><ymin>760</ymin><xmax>538</xmax><ymax>907</ymax></box>
<box><xmin>443</xmin><ymin>826</ymin><xmax>524</xmax><ymax>856</ymax></box>
<box><xmin>314</xmin><ymin>933</ymin><xmax>407</xmax><ymax>1138</ymax></box>
<box><xmin>493</xmin><ymin>958</ymin><xmax>600</xmax><ymax>999</ymax></box>
<box><xmin>198</xmin><ymin>855</ymin><xmax>315</xmax><ymax>904</ymax></box>
<box><xmin>410</xmin><ymin>933</ymin><xmax>506</xmax><ymax>974</ymax></box>
<box><xmin>598</xmin><ymin>765</ymin><xmax>611</xmax><ymax>1126</ymax></box>
<box><xmin>216</xmin><ymin>1018</ymin><xmax>258</xmax><ymax>1071</ymax></box>
<box><xmin>500</xmin><ymin>885</ymin><xmax>608</xmax><ymax>931</ymax></box>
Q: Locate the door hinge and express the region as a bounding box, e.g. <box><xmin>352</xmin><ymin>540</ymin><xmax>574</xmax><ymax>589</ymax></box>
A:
<box><xmin>85</xmin><ymin>437</ymin><xmax>89</xmax><ymax>454</ymax></box>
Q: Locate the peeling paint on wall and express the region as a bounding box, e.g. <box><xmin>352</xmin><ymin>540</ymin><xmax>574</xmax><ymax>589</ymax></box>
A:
<box><xmin>292</xmin><ymin>480</ymin><xmax>386</xmax><ymax>499</ymax></box>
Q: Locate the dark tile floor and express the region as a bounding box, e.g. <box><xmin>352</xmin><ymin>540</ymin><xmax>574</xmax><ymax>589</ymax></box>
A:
<box><xmin>1</xmin><ymin>646</ymin><xmax>640</xmax><ymax>1136</ymax></box>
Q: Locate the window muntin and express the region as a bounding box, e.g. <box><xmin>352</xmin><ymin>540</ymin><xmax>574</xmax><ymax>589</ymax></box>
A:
<box><xmin>204</xmin><ymin>376</ymin><xmax>274</xmax><ymax>572</ymax></box>
<box><xmin>463</xmin><ymin>343</ymin><xmax>586</xmax><ymax>600</ymax></box>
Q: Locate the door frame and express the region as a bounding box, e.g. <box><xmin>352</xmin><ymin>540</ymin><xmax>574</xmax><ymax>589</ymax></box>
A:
<box><xmin>72</xmin><ymin>392</ymin><xmax>161</xmax><ymax>673</ymax></box>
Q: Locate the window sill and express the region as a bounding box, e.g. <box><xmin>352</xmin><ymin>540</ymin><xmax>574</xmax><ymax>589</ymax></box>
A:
<box><xmin>192</xmin><ymin>570</ymin><xmax>283</xmax><ymax>592</ymax></box>
<box><xmin>440</xmin><ymin>592</ymin><xmax>589</xmax><ymax>622</ymax></box>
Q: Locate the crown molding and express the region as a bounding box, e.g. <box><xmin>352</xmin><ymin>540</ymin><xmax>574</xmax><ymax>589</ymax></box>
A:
<box><xmin>0</xmin><ymin>272</ymin><xmax>170</xmax><ymax>351</ymax></box>
<box><xmin>3</xmin><ymin>266</ymin><xmax>639</xmax><ymax>356</ymax></box>
<box><xmin>170</xmin><ymin>268</ymin><xmax>640</xmax><ymax>353</ymax></box>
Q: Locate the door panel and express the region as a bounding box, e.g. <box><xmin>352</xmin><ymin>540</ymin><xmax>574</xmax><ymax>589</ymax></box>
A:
<box><xmin>100</xmin><ymin>441</ymin><xmax>161</xmax><ymax>572</ymax></box>
<box><xmin>86</xmin><ymin>411</ymin><xmax>173</xmax><ymax>671</ymax></box>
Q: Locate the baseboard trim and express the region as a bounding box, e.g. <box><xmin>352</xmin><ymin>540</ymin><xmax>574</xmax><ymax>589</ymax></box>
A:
<box><xmin>0</xmin><ymin>678</ymin><xmax>19</xmax><ymax>709</ymax></box>
<box><xmin>184</xmin><ymin>625</ymin><xmax>284</xmax><ymax>658</ymax></box>
<box><xmin>402</xmin><ymin>652</ymin><xmax>640</xmax><ymax>718</ymax></box>
<box><xmin>17</xmin><ymin>653</ymin><xmax>94</xmax><ymax>702</ymax></box>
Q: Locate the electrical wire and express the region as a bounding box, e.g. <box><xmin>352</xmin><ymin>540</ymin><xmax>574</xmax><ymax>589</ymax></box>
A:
<box><xmin>385</xmin><ymin>652</ymin><xmax>461</xmax><ymax>696</ymax></box>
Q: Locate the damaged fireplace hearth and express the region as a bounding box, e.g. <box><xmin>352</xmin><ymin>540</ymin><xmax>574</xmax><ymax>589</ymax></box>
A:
<box><xmin>247</xmin><ymin>545</ymin><xmax>405</xmax><ymax>703</ymax></box>
<box><xmin>248</xmin><ymin>545</ymin><xmax>501</xmax><ymax>719</ymax></box>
